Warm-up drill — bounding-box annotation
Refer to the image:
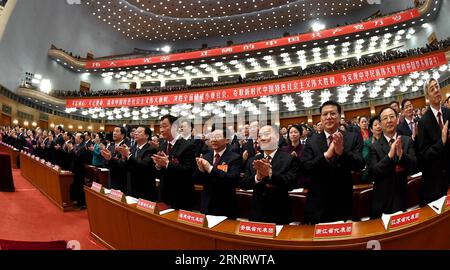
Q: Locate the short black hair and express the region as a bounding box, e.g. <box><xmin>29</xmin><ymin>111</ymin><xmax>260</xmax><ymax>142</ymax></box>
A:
<box><xmin>320</xmin><ymin>100</ymin><xmax>342</xmax><ymax>115</ymax></box>
<box><xmin>115</xmin><ymin>126</ymin><xmax>127</xmax><ymax>136</ymax></box>
<box><xmin>378</xmin><ymin>106</ymin><xmax>397</xmax><ymax>119</ymax></box>
<box><xmin>56</xmin><ymin>125</ymin><xmax>63</xmax><ymax>132</ymax></box>
<box><xmin>160</xmin><ymin>114</ymin><xmax>178</xmax><ymax>127</ymax></box>
<box><xmin>389</xmin><ymin>100</ymin><xmax>400</xmax><ymax>107</ymax></box>
<box><xmin>369</xmin><ymin>116</ymin><xmax>380</xmax><ymax>130</ymax></box>
<box><xmin>401</xmin><ymin>98</ymin><xmax>411</xmax><ymax>110</ymax></box>
<box><xmin>138</xmin><ymin>126</ymin><xmax>152</xmax><ymax>138</ymax></box>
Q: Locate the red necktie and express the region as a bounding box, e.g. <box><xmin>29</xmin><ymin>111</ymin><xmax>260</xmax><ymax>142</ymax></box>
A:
<box><xmin>253</xmin><ymin>141</ymin><xmax>258</xmax><ymax>152</ymax></box>
<box><xmin>437</xmin><ymin>112</ymin><xmax>443</xmax><ymax>130</ymax></box>
<box><xmin>167</xmin><ymin>143</ymin><xmax>172</xmax><ymax>154</ymax></box>
<box><xmin>328</xmin><ymin>135</ymin><xmax>333</xmax><ymax>146</ymax></box>
<box><xmin>213</xmin><ymin>153</ymin><xmax>221</xmax><ymax>167</ymax></box>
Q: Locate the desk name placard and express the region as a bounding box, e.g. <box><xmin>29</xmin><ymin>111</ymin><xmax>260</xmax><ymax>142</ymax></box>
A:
<box><xmin>177</xmin><ymin>210</ymin><xmax>207</xmax><ymax>227</ymax></box>
<box><xmin>136</xmin><ymin>199</ymin><xmax>161</xmax><ymax>214</ymax></box>
<box><xmin>314</xmin><ymin>223</ymin><xmax>353</xmax><ymax>239</ymax></box>
<box><xmin>109</xmin><ymin>189</ymin><xmax>126</xmax><ymax>203</ymax></box>
<box><xmin>236</xmin><ymin>221</ymin><xmax>276</xmax><ymax>239</ymax></box>
<box><xmin>388</xmin><ymin>209</ymin><xmax>420</xmax><ymax>230</ymax></box>
<box><xmin>91</xmin><ymin>182</ymin><xmax>104</xmax><ymax>194</ymax></box>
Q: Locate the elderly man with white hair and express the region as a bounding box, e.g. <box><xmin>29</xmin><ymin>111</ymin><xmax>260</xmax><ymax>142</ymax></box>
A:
<box><xmin>239</xmin><ymin>125</ymin><xmax>300</xmax><ymax>225</ymax></box>
<box><xmin>416</xmin><ymin>78</ymin><xmax>450</xmax><ymax>206</ymax></box>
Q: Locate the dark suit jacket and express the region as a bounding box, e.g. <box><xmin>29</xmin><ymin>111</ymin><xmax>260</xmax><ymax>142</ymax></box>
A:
<box><xmin>52</xmin><ymin>134</ymin><xmax>65</xmax><ymax>167</ymax></box>
<box><xmin>157</xmin><ymin>138</ymin><xmax>196</xmax><ymax>210</ymax></box>
<box><xmin>241</xmin><ymin>139</ymin><xmax>261</xmax><ymax>157</ymax></box>
<box><xmin>106</xmin><ymin>140</ymin><xmax>130</xmax><ymax>192</ymax></box>
<box><xmin>368</xmin><ymin>135</ymin><xmax>418</xmax><ymax>218</ymax></box>
<box><xmin>125</xmin><ymin>143</ymin><xmax>158</xmax><ymax>201</ymax></box>
<box><xmin>186</xmin><ymin>136</ymin><xmax>208</xmax><ymax>157</ymax></box>
<box><xmin>69</xmin><ymin>142</ymin><xmax>91</xmax><ymax>203</ymax></box>
<box><xmin>416</xmin><ymin>107</ymin><xmax>450</xmax><ymax>205</ymax></box>
<box><xmin>192</xmin><ymin>148</ymin><xmax>243</xmax><ymax>218</ymax></box>
<box><xmin>239</xmin><ymin>150</ymin><xmax>300</xmax><ymax>225</ymax></box>
<box><xmin>396</xmin><ymin>119</ymin><xmax>413</xmax><ymax>137</ymax></box>
<box><xmin>301</xmin><ymin>131</ymin><xmax>365</xmax><ymax>224</ymax></box>
<box><xmin>229</xmin><ymin>134</ymin><xmax>241</xmax><ymax>155</ymax></box>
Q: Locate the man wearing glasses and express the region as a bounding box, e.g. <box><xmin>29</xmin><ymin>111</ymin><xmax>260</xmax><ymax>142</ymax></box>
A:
<box><xmin>368</xmin><ymin>107</ymin><xmax>417</xmax><ymax>218</ymax></box>
<box><xmin>301</xmin><ymin>100</ymin><xmax>365</xmax><ymax>224</ymax></box>
<box><xmin>193</xmin><ymin>128</ymin><xmax>243</xmax><ymax>219</ymax></box>
<box><xmin>416</xmin><ymin>78</ymin><xmax>450</xmax><ymax>205</ymax></box>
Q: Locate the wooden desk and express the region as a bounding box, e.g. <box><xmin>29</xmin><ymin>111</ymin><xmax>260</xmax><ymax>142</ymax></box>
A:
<box><xmin>0</xmin><ymin>142</ymin><xmax>20</xmax><ymax>169</ymax></box>
<box><xmin>84</xmin><ymin>165</ymin><xmax>109</xmax><ymax>188</ymax></box>
<box><xmin>20</xmin><ymin>152</ymin><xmax>74</xmax><ymax>211</ymax></box>
<box><xmin>85</xmin><ymin>187</ymin><xmax>450</xmax><ymax>250</ymax></box>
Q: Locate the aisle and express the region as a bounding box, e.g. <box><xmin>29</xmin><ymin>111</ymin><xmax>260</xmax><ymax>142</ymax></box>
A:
<box><xmin>0</xmin><ymin>169</ymin><xmax>106</xmax><ymax>250</ymax></box>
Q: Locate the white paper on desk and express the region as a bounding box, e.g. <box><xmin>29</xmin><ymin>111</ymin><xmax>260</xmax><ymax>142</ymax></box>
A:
<box><xmin>318</xmin><ymin>220</ymin><xmax>345</xmax><ymax>225</ymax></box>
<box><xmin>428</xmin><ymin>195</ymin><xmax>446</xmax><ymax>214</ymax></box>
<box><xmin>409</xmin><ymin>172</ymin><xmax>422</xmax><ymax>178</ymax></box>
<box><xmin>206</xmin><ymin>215</ymin><xmax>227</xmax><ymax>228</ymax></box>
<box><xmin>381</xmin><ymin>211</ymin><xmax>403</xmax><ymax>230</ymax></box>
<box><xmin>239</xmin><ymin>189</ymin><xmax>253</xmax><ymax>192</ymax></box>
<box><xmin>99</xmin><ymin>168</ymin><xmax>110</xmax><ymax>172</ymax></box>
<box><xmin>275</xmin><ymin>225</ymin><xmax>283</xmax><ymax>237</ymax></box>
<box><xmin>103</xmin><ymin>188</ymin><xmax>111</xmax><ymax>194</ymax></box>
<box><xmin>126</xmin><ymin>196</ymin><xmax>138</xmax><ymax>205</ymax></box>
<box><xmin>160</xmin><ymin>208</ymin><xmax>175</xmax><ymax>215</ymax></box>
<box><xmin>289</xmin><ymin>188</ymin><xmax>304</xmax><ymax>193</ymax></box>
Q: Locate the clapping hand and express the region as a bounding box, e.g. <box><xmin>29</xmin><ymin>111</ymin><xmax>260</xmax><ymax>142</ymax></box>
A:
<box><xmin>152</xmin><ymin>151</ymin><xmax>169</xmax><ymax>168</ymax></box>
<box><xmin>442</xmin><ymin>121</ymin><xmax>449</xmax><ymax>145</ymax></box>
<box><xmin>253</xmin><ymin>157</ymin><xmax>271</xmax><ymax>181</ymax></box>
<box><xmin>100</xmin><ymin>148</ymin><xmax>112</xmax><ymax>160</ymax></box>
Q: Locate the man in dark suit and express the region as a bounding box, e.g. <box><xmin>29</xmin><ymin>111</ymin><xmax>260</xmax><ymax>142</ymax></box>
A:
<box><xmin>397</xmin><ymin>98</ymin><xmax>418</xmax><ymax>138</ymax></box>
<box><xmin>151</xmin><ymin>115</ymin><xmax>196</xmax><ymax>210</ymax></box>
<box><xmin>301</xmin><ymin>100</ymin><xmax>365</xmax><ymax>224</ymax></box>
<box><xmin>101</xmin><ymin>126</ymin><xmax>130</xmax><ymax>192</ymax></box>
<box><xmin>116</xmin><ymin>126</ymin><xmax>157</xmax><ymax>201</ymax></box>
<box><xmin>193</xmin><ymin>128</ymin><xmax>243</xmax><ymax>218</ymax></box>
<box><xmin>51</xmin><ymin>125</ymin><xmax>65</xmax><ymax>167</ymax></box>
<box><xmin>417</xmin><ymin>78</ymin><xmax>450</xmax><ymax>205</ymax></box>
<box><xmin>180</xmin><ymin>119</ymin><xmax>207</xmax><ymax>157</ymax></box>
<box><xmin>67</xmin><ymin>132</ymin><xmax>90</xmax><ymax>208</ymax></box>
<box><xmin>368</xmin><ymin>107</ymin><xmax>418</xmax><ymax>218</ymax></box>
<box><xmin>241</xmin><ymin>120</ymin><xmax>260</xmax><ymax>165</ymax></box>
<box><xmin>239</xmin><ymin>125</ymin><xmax>300</xmax><ymax>225</ymax></box>
<box><xmin>84</xmin><ymin>131</ymin><xmax>94</xmax><ymax>165</ymax></box>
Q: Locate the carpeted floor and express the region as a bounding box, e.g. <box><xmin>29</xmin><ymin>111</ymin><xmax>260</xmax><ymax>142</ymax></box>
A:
<box><xmin>0</xmin><ymin>169</ymin><xmax>106</xmax><ymax>250</ymax></box>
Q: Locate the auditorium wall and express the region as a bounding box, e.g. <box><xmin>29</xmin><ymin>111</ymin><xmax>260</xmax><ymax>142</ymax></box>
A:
<box><xmin>0</xmin><ymin>93</ymin><xmax>103</xmax><ymax>131</ymax></box>
<box><xmin>405</xmin><ymin>0</ymin><xmax>448</xmax><ymax>49</ymax></box>
<box><xmin>0</xmin><ymin>0</ymin><xmax>152</xmax><ymax>92</ymax></box>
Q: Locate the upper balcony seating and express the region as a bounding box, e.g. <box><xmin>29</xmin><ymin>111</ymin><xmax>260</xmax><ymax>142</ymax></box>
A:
<box><xmin>49</xmin><ymin>38</ymin><xmax>450</xmax><ymax>99</ymax></box>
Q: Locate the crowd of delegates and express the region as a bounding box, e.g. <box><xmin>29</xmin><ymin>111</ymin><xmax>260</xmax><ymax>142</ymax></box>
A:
<box><xmin>49</xmin><ymin>39</ymin><xmax>450</xmax><ymax>98</ymax></box>
<box><xmin>2</xmin><ymin>78</ymin><xmax>450</xmax><ymax>224</ymax></box>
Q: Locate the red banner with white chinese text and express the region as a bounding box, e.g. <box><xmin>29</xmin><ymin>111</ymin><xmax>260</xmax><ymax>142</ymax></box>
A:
<box><xmin>67</xmin><ymin>52</ymin><xmax>448</xmax><ymax>109</ymax></box>
<box><xmin>85</xmin><ymin>9</ymin><xmax>420</xmax><ymax>69</ymax></box>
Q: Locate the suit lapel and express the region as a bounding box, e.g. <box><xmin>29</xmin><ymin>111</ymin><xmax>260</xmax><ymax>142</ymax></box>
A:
<box><xmin>318</xmin><ymin>132</ymin><xmax>329</xmax><ymax>154</ymax></box>
<box><xmin>426</xmin><ymin>108</ymin><xmax>441</xmax><ymax>136</ymax></box>
<box><xmin>378</xmin><ymin>135</ymin><xmax>390</xmax><ymax>156</ymax></box>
